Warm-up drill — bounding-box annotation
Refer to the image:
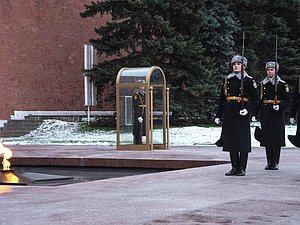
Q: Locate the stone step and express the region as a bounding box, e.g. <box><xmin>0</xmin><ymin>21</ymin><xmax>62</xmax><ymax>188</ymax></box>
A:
<box><xmin>1</xmin><ymin>119</ymin><xmax>44</xmax><ymax>137</ymax></box>
<box><xmin>0</xmin><ymin>113</ymin><xmax>114</xmax><ymax>137</ymax></box>
<box><xmin>3</xmin><ymin>120</ymin><xmax>41</xmax><ymax>128</ymax></box>
<box><xmin>25</xmin><ymin>115</ymin><xmax>81</xmax><ymax>122</ymax></box>
<box><xmin>1</xmin><ymin>131</ymin><xmax>34</xmax><ymax>137</ymax></box>
<box><xmin>0</xmin><ymin>115</ymin><xmax>83</xmax><ymax>138</ymax></box>
<box><xmin>3</xmin><ymin>127</ymin><xmax>40</xmax><ymax>133</ymax></box>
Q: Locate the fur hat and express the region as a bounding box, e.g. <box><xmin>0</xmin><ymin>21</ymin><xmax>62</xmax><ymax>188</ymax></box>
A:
<box><xmin>231</xmin><ymin>55</ymin><xmax>247</xmax><ymax>67</ymax></box>
<box><xmin>265</xmin><ymin>61</ymin><xmax>279</xmax><ymax>70</ymax></box>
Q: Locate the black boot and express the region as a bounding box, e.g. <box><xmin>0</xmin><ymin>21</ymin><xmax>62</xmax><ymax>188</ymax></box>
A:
<box><xmin>226</xmin><ymin>152</ymin><xmax>239</xmax><ymax>176</ymax></box>
<box><xmin>265</xmin><ymin>163</ymin><xmax>272</xmax><ymax>170</ymax></box>
<box><xmin>237</xmin><ymin>152</ymin><xmax>248</xmax><ymax>176</ymax></box>
<box><xmin>225</xmin><ymin>167</ymin><xmax>238</xmax><ymax>176</ymax></box>
<box><xmin>270</xmin><ymin>147</ymin><xmax>281</xmax><ymax>170</ymax></box>
<box><xmin>237</xmin><ymin>167</ymin><xmax>246</xmax><ymax>176</ymax></box>
<box><xmin>270</xmin><ymin>163</ymin><xmax>279</xmax><ymax>170</ymax></box>
<box><xmin>265</xmin><ymin>147</ymin><xmax>273</xmax><ymax>170</ymax></box>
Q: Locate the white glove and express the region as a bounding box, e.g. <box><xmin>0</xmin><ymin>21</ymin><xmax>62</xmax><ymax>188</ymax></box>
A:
<box><xmin>251</xmin><ymin>116</ymin><xmax>257</xmax><ymax>122</ymax></box>
<box><xmin>214</xmin><ymin>118</ymin><xmax>220</xmax><ymax>125</ymax></box>
<box><xmin>138</xmin><ymin>117</ymin><xmax>143</xmax><ymax>123</ymax></box>
<box><xmin>239</xmin><ymin>109</ymin><xmax>248</xmax><ymax>116</ymax></box>
<box><xmin>273</xmin><ymin>105</ymin><xmax>279</xmax><ymax>111</ymax></box>
<box><xmin>290</xmin><ymin>118</ymin><xmax>295</xmax><ymax>124</ymax></box>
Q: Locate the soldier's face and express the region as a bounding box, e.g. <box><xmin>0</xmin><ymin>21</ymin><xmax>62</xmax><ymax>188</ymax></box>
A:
<box><xmin>267</xmin><ymin>68</ymin><xmax>276</xmax><ymax>77</ymax></box>
<box><xmin>232</xmin><ymin>62</ymin><xmax>242</xmax><ymax>73</ymax></box>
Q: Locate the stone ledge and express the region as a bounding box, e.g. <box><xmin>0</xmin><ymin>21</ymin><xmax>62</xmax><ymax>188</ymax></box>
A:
<box><xmin>10</xmin><ymin>110</ymin><xmax>115</xmax><ymax>120</ymax></box>
<box><xmin>11</xmin><ymin>157</ymin><xmax>228</xmax><ymax>169</ymax></box>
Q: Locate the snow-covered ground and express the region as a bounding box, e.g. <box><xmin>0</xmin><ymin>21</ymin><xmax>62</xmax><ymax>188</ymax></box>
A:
<box><xmin>1</xmin><ymin>119</ymin><xmax>297</xmax><ymax>147</ymax></box>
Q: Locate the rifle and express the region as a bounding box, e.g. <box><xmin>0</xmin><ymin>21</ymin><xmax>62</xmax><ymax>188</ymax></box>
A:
<box><xmin>274</xmin><ymin>35</ymin><xmax>278</xmax><ymax>105</ymax></box>
<box><xmin>241</xmin><ymin>31</ymin><xmax>245</xmax><ymax>109</ymax></box>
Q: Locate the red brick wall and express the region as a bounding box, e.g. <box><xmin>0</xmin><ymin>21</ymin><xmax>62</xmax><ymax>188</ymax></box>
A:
<box><xmin>0</xmin><ymin>0</ymin><xmax>109</xmax><ymax>120</ymax></box>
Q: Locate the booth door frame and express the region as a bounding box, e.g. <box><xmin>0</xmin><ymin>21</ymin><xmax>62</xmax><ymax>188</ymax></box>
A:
<box><xmin>149</xmin><ymin>84</ymin><xmax>167</xmax><ymax>150</ymax></box>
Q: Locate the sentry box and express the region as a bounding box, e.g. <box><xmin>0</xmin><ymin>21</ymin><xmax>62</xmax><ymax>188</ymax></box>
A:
<box><xmin>116</xmin><ymin>67</ymin><xmax>170</xmax><ymax>150</ymax></box>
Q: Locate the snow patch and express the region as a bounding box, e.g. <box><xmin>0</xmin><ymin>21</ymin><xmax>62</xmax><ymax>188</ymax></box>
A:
<box><xmin>2</xmin><ymin>120</ymin><xmax>297</xmax><ymax>147</ymax></box>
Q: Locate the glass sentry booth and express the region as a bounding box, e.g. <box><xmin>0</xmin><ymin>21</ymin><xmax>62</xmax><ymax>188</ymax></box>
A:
<box><xmin>116</xmin><ymin>66</ymin><xmax>170</xmax><ymax>150</ymax></box>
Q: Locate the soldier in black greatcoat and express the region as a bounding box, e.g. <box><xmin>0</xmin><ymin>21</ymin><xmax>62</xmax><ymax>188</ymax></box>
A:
<box><xmin>288</xmin><ymin>75</ymin><xmax>300</xmax><ymax>147</ymax></box>
<box><xmin>132</xmin><ymin>80</ymin><xmax>146</xmax><ymax>144</ymax></box>
<box><xmin>254</xmin><ymin>62</ymin><xmax>290</xmax><ymax>170</ymax></box>
<box><xmin>215</xmin><ymin>55</ymin><xmax>260</xmax><ymax>176</ymax></box>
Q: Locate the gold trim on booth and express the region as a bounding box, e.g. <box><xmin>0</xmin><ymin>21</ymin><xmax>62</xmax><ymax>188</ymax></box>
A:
<box><xmin>116</xmin><ymin>66</ymin><xmax>169</xmax><ymax>150</ymax></box>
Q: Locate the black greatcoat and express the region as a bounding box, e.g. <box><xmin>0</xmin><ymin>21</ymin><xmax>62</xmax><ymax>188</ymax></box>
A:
<box><xmin>132</xmin><ymin>90</ymin><xmax>146</xmax><ymax>137</ymax></box>
<box><xmin>216</xmin><ymin>74</ymin><xmax>260</xmax><ymax>153</ymax></box>
<box><xmin>289</xmin><ymin>76</ymin><xmax>300</xmax><ymax>147</ymax></box>
<box><xmin>258</xmin><ymin>79</ymin><xmax>290</xmax><ymax>147</ymax></box>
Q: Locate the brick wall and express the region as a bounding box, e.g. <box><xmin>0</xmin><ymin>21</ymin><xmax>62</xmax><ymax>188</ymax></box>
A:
<box><xmin>0</xmin><ymin>0</ymin><xmax>110</xmax><ymax>120</ymax></box>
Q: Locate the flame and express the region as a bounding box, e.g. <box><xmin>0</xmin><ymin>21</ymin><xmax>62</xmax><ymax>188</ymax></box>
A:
<box><xmin>0</xmin><ymin>143</ymin><xmax>12</xmax><ymax>171</ymax></box>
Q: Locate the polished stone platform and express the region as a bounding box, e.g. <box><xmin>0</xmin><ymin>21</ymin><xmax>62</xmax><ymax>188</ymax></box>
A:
<box><xmin>9</xmin><ymin>145</ymin><xmax>229</xmax><ymax>169</ymax></box>
<box><xmin>0</xmin><ymin>145</ymin><xmax>299</xmax><ymax>225</ymax></box>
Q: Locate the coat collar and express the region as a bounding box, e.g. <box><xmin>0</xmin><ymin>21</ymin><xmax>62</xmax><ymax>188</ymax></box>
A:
<box><xmin>228</xmin><ymin>71</ymin><xmax>250</xmax><ymax>80</ymax></box>
<box><xmin>262</xmin><ymin>75</ymin><xmax>282</xmax><ymax>85</ymax></box>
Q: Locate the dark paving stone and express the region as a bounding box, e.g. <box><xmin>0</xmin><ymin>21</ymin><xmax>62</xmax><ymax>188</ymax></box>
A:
<box><xmin>11</xmin><ymin>166</ymin><xmax>171</xmax><ymax>186</ymax></box>
<box><xmin>0</xmin><ymin>170</ymin><xmax>73</xmax><ymax>186</ymax></box>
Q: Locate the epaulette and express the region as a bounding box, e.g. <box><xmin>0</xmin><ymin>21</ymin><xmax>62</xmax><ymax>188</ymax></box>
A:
<box><xmin>252</xmin><ymin>79</ymin><xmax>258</xmax><ymax>88</ymax></box>
<box><xmin>133</xmin><ymin>92</ymin><xmax>140</xmax><ymax>100</ymax></box>
<box><xmin>285</xmin><ymin>83</ymin><xmax>289</xmax><ymax>93</ymax></box>
<box><xmin>223</xmin><ymin>76</ymin><xmax>228</xmax><ymax>96</ymax></box>
<box><xmin>260</xmin><ymin>81</ymin><xmax>263</xmax><ymax>99</ymax></box>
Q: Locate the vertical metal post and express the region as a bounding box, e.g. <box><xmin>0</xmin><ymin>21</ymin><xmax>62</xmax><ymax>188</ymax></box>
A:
<box><xmin>150</xmin><ymin>86</ymin><xmax>154</xmax><ymax>150</ymax></box>
<box><xmin>166</xmin><ymin>87</ymin><xmax>170</xmax><ymax>149</ymax></box>
<box><xmin>84</xmin><ymin>44</ymin><xmax>97</xmax><ymax>123</ymax></box>
<box><xmin>116</xmin><ymin>81</ymin><xmax>120</xmax><ymax>149</ymax></box>
<box><xmin>87</xmin><ymin>105</ymin><xmax>90</xmax><ymax>123</ymax></box>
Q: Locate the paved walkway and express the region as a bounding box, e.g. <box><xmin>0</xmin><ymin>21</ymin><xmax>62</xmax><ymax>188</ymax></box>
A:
<box><xmin>0</xmin><ymin>145</ymin><xmax>299</xmax><ymax>225</ymax></box>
